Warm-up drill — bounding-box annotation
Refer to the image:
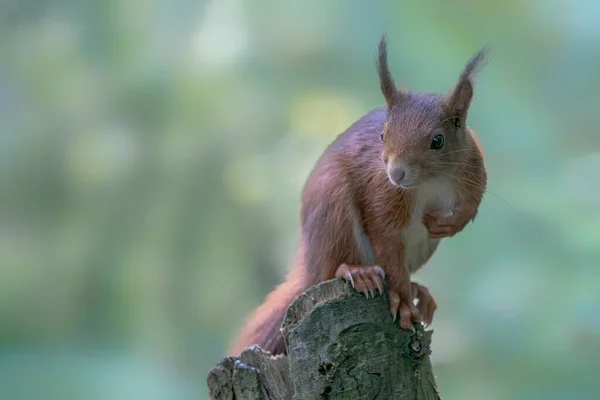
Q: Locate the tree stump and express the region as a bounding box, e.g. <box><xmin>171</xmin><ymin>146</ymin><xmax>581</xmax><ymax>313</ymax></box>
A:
<box><xmin>207</xmin><ymin>278</ymin><xmax>442</xmax><ymax>399</ymax></box>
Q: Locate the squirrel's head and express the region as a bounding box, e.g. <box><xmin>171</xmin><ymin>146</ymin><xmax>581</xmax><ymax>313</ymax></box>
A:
<box><xmin>377</xmin><ymin>35</ymin><xmax>488</xmax><ymax>189</ymax></box>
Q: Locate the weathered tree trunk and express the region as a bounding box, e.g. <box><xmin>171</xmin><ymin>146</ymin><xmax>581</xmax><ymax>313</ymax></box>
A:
<box><xmin>207</xmin><ymin>278</ymin><xmax>442</xmax><ymax>399</ymax></box>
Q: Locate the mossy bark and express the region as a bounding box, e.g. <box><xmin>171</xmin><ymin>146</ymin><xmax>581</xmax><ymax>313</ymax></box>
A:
<box><xmin>207</xmin><ymin>278</ymin><xmax>442</xmax><ymax>399</ymax></box>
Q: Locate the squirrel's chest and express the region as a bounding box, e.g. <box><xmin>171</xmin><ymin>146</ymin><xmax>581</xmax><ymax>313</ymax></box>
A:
<box><xmin>401</xmin><ymin>180</ymin><xmax>456</xmax><ymax>273</ymax></box>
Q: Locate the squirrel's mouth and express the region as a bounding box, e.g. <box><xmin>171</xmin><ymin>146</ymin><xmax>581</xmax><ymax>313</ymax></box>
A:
<box><xmin>387</xmin><ymin>175</ymin><xmax>419</xmax><ymax>190</ymax></box>
<box><xmin>398</xmin><ymin>181</ymin><xmax>420</xmax><ymax>190</ymax></box>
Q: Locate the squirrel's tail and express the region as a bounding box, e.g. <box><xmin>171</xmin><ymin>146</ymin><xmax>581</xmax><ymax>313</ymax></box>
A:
<box><xmin>228</xmin><ymin>267</ymin><xmax>308</xmax><ymax>356</ymax></box>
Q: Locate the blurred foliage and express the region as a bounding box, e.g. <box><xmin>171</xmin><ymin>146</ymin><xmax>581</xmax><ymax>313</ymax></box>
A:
<box><xmin>1</xmin><ymin>0</ymin><xmax>600</xmax><ymax>399</ymax></box>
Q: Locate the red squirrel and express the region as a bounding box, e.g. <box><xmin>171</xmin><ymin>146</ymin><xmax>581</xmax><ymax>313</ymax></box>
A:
<box><xmin>229</xmin><ymin>36</ymin><xmax>488</xmax><ymax>356</ymax></box>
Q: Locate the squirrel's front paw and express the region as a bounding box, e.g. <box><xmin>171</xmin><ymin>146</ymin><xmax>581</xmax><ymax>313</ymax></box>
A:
<box><xmin>423</xmin><ymin>202</ymin><xmax>472</xmax><ymax>239</ymax></box>
<box><xmin>335</xmin><ymin>264</ymin><xmax>385</xmax><ymax>298</ymax></box>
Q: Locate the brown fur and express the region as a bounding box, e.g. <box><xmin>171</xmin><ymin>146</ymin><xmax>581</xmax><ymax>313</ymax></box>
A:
<box><xmin>228</xmin><ymin>36</ymin><xmax>489</xmax><ymax>356</ymax></box>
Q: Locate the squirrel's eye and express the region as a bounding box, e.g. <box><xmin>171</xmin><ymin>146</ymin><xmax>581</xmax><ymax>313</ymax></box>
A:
<box><xmin>380</xmin><ymin>130</ymin><xmax>384</xmax><ymax>141</ymax></box>
<box><xmin>430</xmin><ymin>134</ymin><xmax>444</xmax><ymax>150</ymax></box>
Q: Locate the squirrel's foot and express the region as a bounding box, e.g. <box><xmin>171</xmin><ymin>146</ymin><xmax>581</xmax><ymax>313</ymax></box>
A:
<box><xmin>335</xmin><ymin>264</ymin><xmax>385</xmax><ymax>298</ymax></box>
<box><xmin>388</xmin><ymin>288</ymin><xmax>421</xmax><ymax>331</ymax></box>
<box><xmin>411</xmin><ymin>282</ymin><xmax>437</xmax><ymax>326</ymax></box>
<box><xmin>423</xmin><ymin>202</ymin><xmax>471</xmax><ymax>239</ymax></box>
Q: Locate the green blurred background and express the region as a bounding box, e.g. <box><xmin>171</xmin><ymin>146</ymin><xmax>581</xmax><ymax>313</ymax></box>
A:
<box><xmin>2</xmin><ymin>0</ymin><xmax>600</xmax><ymax>399</ymax></box>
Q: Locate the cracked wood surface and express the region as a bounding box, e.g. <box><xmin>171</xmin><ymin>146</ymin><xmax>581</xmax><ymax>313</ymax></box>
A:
<box><xmin>207</xmin><ymin>278</ymin><xmax>442</xmax><ymax>399</ymax></box>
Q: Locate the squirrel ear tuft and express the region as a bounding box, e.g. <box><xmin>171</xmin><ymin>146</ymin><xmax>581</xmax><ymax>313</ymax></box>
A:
<box><xmin>376</xmin><ymin>34</ymin><xmax>400</xmax><ymax>110</ymax></box>
<box><xmin>444</xmin><ymin>46</ymin><xmax>490</xmax><ymax>122</ymax></box>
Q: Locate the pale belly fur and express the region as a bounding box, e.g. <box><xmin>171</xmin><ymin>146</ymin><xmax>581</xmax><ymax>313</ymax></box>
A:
<box><xmin>402</xmin><ymin>178</ymin><xmax>456</xmax><ymax>273</ymax></box>
<box><xmin>353</xmin><ymin>178</ymin><xmax>456</xmax><ymax>273</ymax></box>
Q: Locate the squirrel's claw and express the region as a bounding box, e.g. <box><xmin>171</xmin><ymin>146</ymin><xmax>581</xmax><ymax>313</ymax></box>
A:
<box><xmin>411</xmin><ymin>282</ymin><xmax>437</xmax><ymax>326</ymax></box>
<box><xmin>335</xmin><ymin>264</ymin><xmax>386</xmax><ymax>299</ymax></box>
<box><xmin>389</xmin><ymin>288</ymin><xmax>421</xmax><ymax>331</ymax></box>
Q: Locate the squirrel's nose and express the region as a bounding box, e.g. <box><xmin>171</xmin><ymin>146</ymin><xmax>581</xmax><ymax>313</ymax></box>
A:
<box><xmin>388</xmin><ymin>166</ymin><xmax>406</xmax><ymax>183</ymax></box>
